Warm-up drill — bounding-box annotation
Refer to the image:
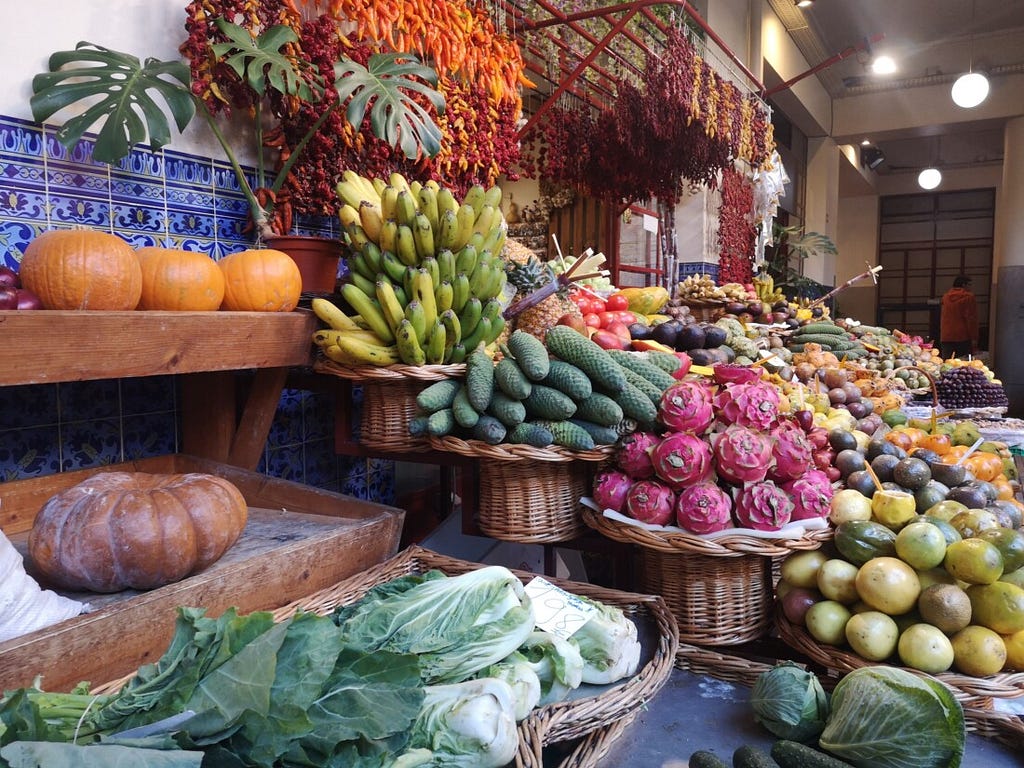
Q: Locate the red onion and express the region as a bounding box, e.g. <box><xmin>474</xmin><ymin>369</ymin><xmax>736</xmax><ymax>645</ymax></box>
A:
<box><xmin>16</xmin><ymin>288</ymin><xmax>43</xmax><ymax>310</ymax></box>
<box><xmin>0</xmin><ymin>286</ymin><xmax>17</xmax><ymax>310</ymax></box>
<box><xmin>0</xmin><ymin>265</ymin><xmax>18</xmax><ymax>289</ymax></box>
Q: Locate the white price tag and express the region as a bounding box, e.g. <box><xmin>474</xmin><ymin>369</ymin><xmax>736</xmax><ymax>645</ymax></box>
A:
<box><xmin>524</xmin><ymin>577</ymin><xmax>599</xmax><ymax>640</ymax></box>
<box><xmin>642</xmin><ymin>213</ymin><xmax>659</xmax><ymax>233</ymax></box>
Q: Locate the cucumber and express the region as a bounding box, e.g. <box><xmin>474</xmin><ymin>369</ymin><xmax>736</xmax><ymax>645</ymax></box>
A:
<box><xmin>687</xmin><ymin>750</ymin><xmax>729</xmax><ymax>768</ymax></box>
<box><xmin>733</xmin><ymin>744</ymin><xmax>781</xmax><ymax>768</ymax></box>
<box><xmin>771</xmin><ymin>740</ymin><xmax>855</xmax><ymax>768</ymax></box>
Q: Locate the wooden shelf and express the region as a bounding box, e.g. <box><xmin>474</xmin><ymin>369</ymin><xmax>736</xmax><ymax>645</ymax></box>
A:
<box><xmin>0</xmin><ymin>309</ymin><xmax>318</xmax><ymax>386</ymax></box>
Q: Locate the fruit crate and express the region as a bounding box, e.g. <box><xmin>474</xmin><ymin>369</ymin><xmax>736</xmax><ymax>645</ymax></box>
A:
<box><xmin>91</xmin><ymin>545</ymin><xmax>679</xmax><ymax>768</ymax></box>
<box><xmin>0</xmin><ymin>454</ymin><xmax>405</xmax><ymax>692</ymax></box>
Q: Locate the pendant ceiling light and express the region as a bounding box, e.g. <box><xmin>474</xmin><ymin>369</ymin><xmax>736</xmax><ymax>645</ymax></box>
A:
<box><xmin>918</xmin><ymin>168</ymin><xmax>942</xmax><ymax>190</ymax></box>
<box><xmin>952</xmin><ymin>0</ymin><xmax>989</xmax><ymax>109</ymax></box>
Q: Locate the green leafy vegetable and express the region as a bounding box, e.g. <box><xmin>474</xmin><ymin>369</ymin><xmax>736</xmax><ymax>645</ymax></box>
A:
<box><xmin>0</xmin><ymin>741</ymin><xmax>203</xmax><ymax>767</ymax></box>
<box><xmin>518</xmin><ymin>631</ymin><xmax>584</xmax><ymax>706</ymax></box>
<box><xmin>750</xmin><ymin>661</ymin><xmax>830</xmax><ymax>744</ymax></box>
<box><xmin>818</xmin><ymin>666</ymin><xmax>965</xmax><ymax>768</ymax></box>
<box><xmin>332</xmin><ymin>567</ymin><xmax>536</xmax><ymax>684</ymax></box>
<box><xmin>479</xmin><ymin>653</ymin><xmax>541</xmax><ymax>721</ymax></box>
<box><xmin>571</xmin><ymin>597</ymin><xmax>642</xmax><ymax>685</ymax></box>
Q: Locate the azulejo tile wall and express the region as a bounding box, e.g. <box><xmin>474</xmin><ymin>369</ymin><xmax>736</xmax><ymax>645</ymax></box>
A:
<box><xmin>0</xmin><ymin>115</ymin><xmax>390</xmax><ymax>501</ymax></box>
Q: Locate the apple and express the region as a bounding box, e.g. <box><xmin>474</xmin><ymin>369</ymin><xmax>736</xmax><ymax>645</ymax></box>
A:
<box><xmin>606</xmin><ymin>321</ymin><xmax>632</xmax><ymax>342</ymax></box>
<box><xmin>672</xmin><ymin>351</ymin><xmax>692</xmax><ymax>379</ymax></box>
<box><xmin>556</xmin><ymin>313</ymin><xmax>587</xmax><ymax>334</ymax></box>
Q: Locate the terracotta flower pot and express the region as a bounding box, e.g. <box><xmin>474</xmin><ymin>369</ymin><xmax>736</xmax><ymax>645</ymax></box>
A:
<box><xmin>266</xmin><ymin>235</ymin><xmax>343</xmax><ymax>295</ymax></box>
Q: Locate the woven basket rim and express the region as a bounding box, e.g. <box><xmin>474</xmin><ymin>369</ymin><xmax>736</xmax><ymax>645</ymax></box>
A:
<box><xmin>581</xmin><ymin>506</ymin><xmax>833</xmax><ymax>557</ymax></box>
<box><xmin>775</xmin><ymin>606</ymin><xmax>1024</xmax><ymax>702</ymax></box>
<box><xmin>313</xmin><ymin>356</ymin><xmax>464</xmax><ymax>382</ymax></box>
<box><xmin>429</xmin><ymin>434</ymin><xmax>614</xmax><ymax>463</ymax></box>
<box><xmin>94</xmin><ymin>545</ymin><xmax>678</xmax><ymax>754</ymax></box>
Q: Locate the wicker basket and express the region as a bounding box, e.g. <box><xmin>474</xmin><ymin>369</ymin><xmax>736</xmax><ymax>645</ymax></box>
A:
<box><xmin>314</xmin><ymin>356</ymin><xmax>463</xmax><ymax>452</ymax></box>
<box><xmin>637</xmin><ymin>547</ymin><xmax>774</xmax><ymax>646</ymax></box>
<box><xmin>429</xmin><ymin>436</ymin><xmax>614</xmax><ymax>544</ymax></box>
<box><xmin>96</xmin><ymin>546</ymin><xmax>678</xmax><ymax>768</ymax></box>
<box><xmin>679</xmin><ymin>299</ymin><xmax>728</xmax><ymax>322</ymax></box>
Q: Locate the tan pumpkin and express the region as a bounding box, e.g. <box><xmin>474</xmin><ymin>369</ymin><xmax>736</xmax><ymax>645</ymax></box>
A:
<box><xmin>19</xmin><ymin>229</ymin><xmax>142</xmax><ymax>310</ymax></box>
<box><xmin>136</xmin><ymin>247</ymin><xmax>226</xmax><ymax>311</ymax></box>
<box><xmin>219</xmin><ymin>248</ymin><xmax>302</xmax><ymax>312</ymax></box>
<box><xmin>28</xmin><ymin>472</ymin><xmax>248</xmax><ymax>593</ymax></box>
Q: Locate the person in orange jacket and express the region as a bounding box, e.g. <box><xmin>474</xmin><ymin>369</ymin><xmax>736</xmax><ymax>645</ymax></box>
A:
<box><xmin>940</xmin><ymin>274</ymin><xmax>978</xmax><ymax>359</ymax></box>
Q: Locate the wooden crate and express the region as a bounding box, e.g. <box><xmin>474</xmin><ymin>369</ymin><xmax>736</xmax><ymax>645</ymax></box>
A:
<box><xmin>0</xmin><ymin>454</ymin><xmax>405</xmax><ymax>692</ymax></box>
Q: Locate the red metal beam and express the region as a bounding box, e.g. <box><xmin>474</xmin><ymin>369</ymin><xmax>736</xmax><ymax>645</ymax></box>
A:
<box><xmin>764</xmin><ymin>33</ymin><xmax>885</xmax><ymax>97</ymax></box>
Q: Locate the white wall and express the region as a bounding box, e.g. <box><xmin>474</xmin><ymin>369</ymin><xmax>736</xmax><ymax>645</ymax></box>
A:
<box><xmin>6</xmin><ymin>1</ymin><xmax>236</xmax><ymax>159</ymax></box>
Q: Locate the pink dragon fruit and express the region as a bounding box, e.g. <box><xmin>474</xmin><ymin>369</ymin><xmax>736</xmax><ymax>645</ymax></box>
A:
<box><xmin>768</xmin><ymin>420</ymin><xmax>814</xmax><ymax>483</ymax></box>
<box><xmin>658</xmin><ymin>379</ymin><xmax>715</xmax><ymax>434</ymax></box>
<box><xmin>650</xmin><ymin>432</ymin><xmax>713</xmax><ymax>489</ymax></box>
<box><xmin>593</xmin><ymin>469</ymin><xmax>633</xmax><ymax>513</ymax></box>
<box><xmin>733</xmin><ymin>480</ymin><xmax>795</xmax><ymax>531</ymax></box>
<box><xmin>713</xmin><ymin>379</ymin><xmax>782</xmax><ymax>431</ymax></box>
<box><xmin>712</xmin><ymin>425</ymin><xmax>773</xmax><ymax>485</ymax></box>
<box><xmin>616</xmin><ymin>431</ymin><xmax>659</xmax><ymax>479</ymax></box>
<box><xmin>625</xmin><ymin>480</ymin><xmax>676</xmax><ymax>526</ymax></box>
<box><xmin>783</xmin><ymin>469</ymin><xmax>835</xmax><ymax>521</ymax></box>
<box><xmin>675</xmin><ymin>482</ymin><xmax>733</xmax><ymax>534</ymax></box>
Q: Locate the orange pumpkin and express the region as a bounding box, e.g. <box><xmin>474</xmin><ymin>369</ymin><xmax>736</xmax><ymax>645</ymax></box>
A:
<box><xmin>19</xmin><ymin>229</ymin><xmax>142</xmax><ymax>310</ymax></box>
<box><xmin>136</xmin><ymin>247</ymin><xmax>226</xmax><ymax>311</ymax></box>
<box><xmin>28</xmin><ymin>471</ymin><xmax>248</xmax><ymax>593</ymax></box>
<box><xmin>219</xmin><ymin>248</ymin><xmax>302</xmax><ymax>311</ymax></box>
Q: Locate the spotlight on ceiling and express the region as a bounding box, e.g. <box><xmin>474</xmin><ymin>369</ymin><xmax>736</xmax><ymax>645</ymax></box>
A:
<box><xmin>871</xmin><ymin>56</ymin><xmax>897</xmax><ymax>75</ymax></box>
<box><xmin>951</xmin><ymin>71</ymin><xmax>990</xmax><ymax>108</ymax></box>
<box><xmin>861</xmin><ymin>139</ymin><xmax>871</xmax><ymax>146</ymax></box>
<box><xmin>861</xmin><ymin>146</ymin><xmax>886</xmax><ymax>171</ymax></box>
<box><xmin>796</xmin><ymin>0</ymin><xmax>813</xmax><ymax>7</ymax></box>
<box><xmin>918</xmin><ymin>167</ymin><xmax>942</xmax><ymax>190</ymax></box>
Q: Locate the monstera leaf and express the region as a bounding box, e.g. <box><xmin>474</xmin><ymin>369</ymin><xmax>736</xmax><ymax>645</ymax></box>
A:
<box><xmin>210</xmin><ymin>18</ymin><xmax>321</xmax><ymax>102</ymax></box>
<box><xmin>335</xmin><ymin>52</ymin><xmax>445</xmax><ymax>160</ymax></box>
<box><xmin>29</xmin><ymin>44</ymin><xmax>194</xmax><ymax>164</ymax></box>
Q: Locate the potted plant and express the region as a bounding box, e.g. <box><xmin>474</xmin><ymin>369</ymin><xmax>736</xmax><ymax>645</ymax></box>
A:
<box><xmin>29</xmin><ymin>11</ymin><xmax>444</xmax><ymax>292</ymax></box>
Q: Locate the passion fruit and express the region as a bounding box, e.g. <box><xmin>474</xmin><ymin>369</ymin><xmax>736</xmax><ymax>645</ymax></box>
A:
<box><xmin>978</xmin><ymin>527</ymin><xmax>1024</xmax><ymax>573</ymax></box>
<box><xmin>947</xmin><ymin>485</ymin><xmax>990</xmax><ymax>510</ymax></box>
<box><xmin>835</xmin><ymin>449</ymin><xmax>867</xmax><ymax>479</ymax></box>
<box><xmin>845</xmin><ymin>470</ymin><xmax>878</xmax><ymax>498</ymax></box>
<box><xmin>893</xmin><ymin>457</ymin><xmax>932</xmax><ymax>491</ymax></box>
<box><xmin>829</xmin><ymin>429</ymin><xmax>859</xmax><ymax>453</ymax></box>
<box><xmin>914</xmin><ymin>480</ymin><xmax>949</xmax><ymax>513</ymax></box>
<box><xmin>871</xmin><ymin>453</ymin><xmax>902</xmax><ymax>483</ymax></box>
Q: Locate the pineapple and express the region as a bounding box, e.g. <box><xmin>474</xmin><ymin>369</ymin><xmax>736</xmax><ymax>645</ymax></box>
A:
<box><xmin>504</xmin><ymin>240</ymin><xmax>580</xmax><ymax>342</ymax></box>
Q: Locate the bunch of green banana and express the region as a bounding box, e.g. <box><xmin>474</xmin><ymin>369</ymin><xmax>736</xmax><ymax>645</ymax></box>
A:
<box><xmin>753</xmin><ymin>273</ymin><xmax>786</xmax><ymax>304</ymax></box>
<box><xmin>331</xmin><ymin>170</ymin><xmax>511</xmax><ymax>365</ymax></box>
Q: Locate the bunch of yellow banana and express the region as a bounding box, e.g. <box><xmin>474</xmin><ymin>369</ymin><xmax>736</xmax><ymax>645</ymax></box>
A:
<box><xmin>753</xmin><ymin>273</ymin><xmax>787</xmax><ymax>304</ymax></box>
<box><xmin>319</xmin><ymin>172</ymin><xmax>510</xmax><ymax>366</ymax></box>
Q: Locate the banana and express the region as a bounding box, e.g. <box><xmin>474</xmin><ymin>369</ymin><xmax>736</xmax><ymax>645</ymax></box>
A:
<box><xmin>480</xmin><ymin>222</ymin><xmax>506</xmax><ymax>255</ymax></box>
<box><xmin>379</xmin><ymin>219</ymin><xmax>399</xmax><ymax>255</ymax></box>
<box><xmin>345</xmin><ymin>222</ymin><xmax>370</xmax><ymax>252</ymax></box>
<box><xmin>358</xmin><ymin>200</ymin><xmax>384</xmax><ymax>243</ymax></box>
<box><xmin>459</xmin><ymin>296</ymin><xmax>483</xmax><ymax>338</ymax></box>
<box><xmin>452</xmin><ymin>272</ymin><xmax>471</xmax><ymax>313</ymax></box>
<box><xmin>471</xmin><ymin>205</ymin><xmax>496</xmax><ymax>239</ymax></box>
<box><xmin>449</xmin><ymin>343</ymin><xmax>467</xmax><ymax>364</ymax></box>
<box><xmin>468</xmin><ymin>261</ymin><xmax>492</xmax><ymax>298</ymax></box>
<box><xmin>435</xmin><ymin>280</ymin><xmax>454</xmax><ymax>313</ymax></box>
<box><xmin>370</xmin><ymin>176</ymin><xmax>387</xmax><ymax>197</ymax></box>
<box><xmin>425</xmin><ymin>318</ymin><xmax>446</xmax><ymax>364</ymax></box>
<box><xmin>403</xmin><ymin>266</ymin><xmax>417</xmax><ymax>299</ymax></box>
<box><xmin>336</xmin><ymin>180</ymin><xmax>364</xmax><ymax>211</ymax></box>
<box><xmin>482</xmin><ymin>184</ymin><xmax>503</xmax><ymax>211</ymax></box>
<box><xmin>461</xmin><ymin>316</ymin><xmax>491</xmax><ymax>354</ymax></box>
<box><xmin>462</xmin><ymin>184</ymin><xmax>487</xmax><ymax>217</ymax></box>
<box><xmin>393</xmin><ymin>283</ymin><xmax>409</xmax><ymax>308</ymax></box>
<box><xmin>437</xmin><ymin>248</ymin><xmax>456</xmax><ymax>284</ymax></box>
<box><xmin>414</xmin><ymin>269</ymin><xmax>437</xmax><ymax>332</ymax></box>
<box><xmin>313</xmin><ymin>328</ymin><xmax>387</xmax><ymax>348</ymax></box>
<box><xmin>338</xmin><ymin>203</ymin><xmax>361</xmax><ymax>230</ymax></box>
<box><xmin>380</xmin><ymin>185</ymin><xmax>400</xmax><ymax>222</ymax></box>
<box><xmin>376</xmin><ymin>279</ymin><xmax>407</xmax><ymax>335</ymax></box>
<box><xmin>325</xmin><ymin>336</ymin><xmax>401</xmax><ymax>367</ymax></box>
<box><xmin>380</xmin><ymin>249</ymin><xmax>408</xmax><ymax>283</ymax></box>
<box><xmin>362</xmin><ymin>241</ymin><xmax>383</xmax><ymax>276</ymax></box>
<box><xmin>485</xmin><ymin>315</ymin><xmax>506</xmax><ymax>345</ymax></box>
<box><xmin>396</xmin><ymin>224</ymin><xmax>419</xmax><ymax>266</ymax></box>
<box><xmin>438</xmin><ymin>208</ymin><xmax>460</xmax><ymax>250</ymax></box>
<box><xmin>404</xmin><ymin>300</ymin><xmax>427</xmax><ymax>345</ymax></box>
<box><xmin>344</xmin><ymin>169</ymin><xmax>380</xmax><ymax>205</ymax></box>
<box><xmin>417</xmin><ymin>186</ymin><xmax>440</xmax><ymax>238</ymax></box>
<box><xmin>483</xmin><ymin>260</ymin><xmax>506</xmax><ymax>300</ymax></box>
<box><xmin>451</xmin><ymin>203</ymin><xmax>476</xmax><ymax>251</ymax></box>
<box><xmin>440</xmin><ymin>309</ymin><xmax>461</xmax><ymax>360</ymax></box>
<box><xmin>409</xmin><ymin>180</ymin><xmax>423</xmax><ymax>200</ymax></box>
<box><xmin>481</xmin><ymin>297</ymin><xmax>503</xmax><ymax>325</ymax></box>
<box><xmin>421</xmin><ymin>256</ymin><xmax>440</xmax><ymax>290</ymax></box>
<box><xmin>389</xmin><ymin>171</ymin><xmax>412</xmax><ymax>196</ymax></box>
<box><xmin>347</xmin><ymin>250</ymin><xmax>375</xmax><ymax>281</ymax></box>
<box><xmin>467</xmin><ymin>231</ymin><xmax>485</xmax><ymax>253</ymax></box>
<box><xmin>341</xmin><ymin>282</ymin><xmax>395</xmax><ymax>344</ymax></box>
<box><xmin>395</xmin><ymin>189</ymin><xmax>417</xmax><ymax>227</ymax></box>
<box><xmin>436</xmin><ymin>186</ymin><xmax>459</xmax><ymax>218</ymax></box>
<box><xmin>413</xmin><ymin>212</ymin><xmax>435</xmax><ymax>261</ymax></box>
<box><xmin>348</xmin><ymin>269</ymin><xmax>377</xmax><ymax>298</ymax></box>
<box><xmin>425</xmin><ymin>179</ymin><xmax>441</xmax><ymax>194</ymax></box>
<box><xmin>312</xmin><ymin>297</ymin><xmax>360</xmax><ymax>331</ymax></box>
<box><xmin>455</xmin><ymin>244</ymin><xmax>478</xmax><ymax>276</ymax></box>
<box><xmin>395</xmin><ymin>318</ymin><xmax>426</xmax><ymax>365</ymax></box>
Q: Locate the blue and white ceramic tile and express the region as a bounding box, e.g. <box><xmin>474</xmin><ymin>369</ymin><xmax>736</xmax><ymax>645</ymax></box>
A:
<box><xmin>341</xmin><ymin>465</ymin><xmax>369</xmax><ymax>500</ymax></box>
<box><xmin>122</xmin><ymin>412</ymin><xmax>178</xmax><ymax>460</ymax></box>
<box><xmin>0</xmin><ymin>426</ymin><xmax>62</xmax><ymax>480</ymax></box>
<box><xmin>1</xmin><ymin>384</ymin><xmax>59</xmax><ymax>429</ymax></box>
<box><xmin>678</xmin><ymin>261</ymin><xmax>719</xmax><ymax>281</ymax></box>
<box><xmin>267</xmin><ymin>389</ymin><xmax>305</xmax><ymax>449</ymax></box>
<box><xmin>262</xmin><ymin>444</ymin><xmax>305</xmax><ymax>483</ymax></box>
<box><xmin>60</xmin><ymin>418</ymin><xmax>122</xmax><ymax>471</ymax></box>
<box><xmin>303</xmin><ymin>437</ymin><xmax>338</xmax><ymax>489</ymax></box>
<box><xmin>303</xmin><ymin>390</ymin><xmax>334</xmax><ymax>443</ymax></box>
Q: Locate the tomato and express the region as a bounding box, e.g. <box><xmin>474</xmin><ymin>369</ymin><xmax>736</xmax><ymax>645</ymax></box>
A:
<box><xmin>583</xmin><ymin>313</ymin><xmax>602</xmax><ymax>329</ymax></box>
<box><xmin>606</xmin><ymin>321</ymin><xmax>632</xmax><ymax>341</ymax></box>
<box><xmin>584</xmin><ymin>296</ymin><xmax>606</xmax><ymax>315</ymax></box>
<box><xmin>605</xmin><ymin>293</ymin><xmax>629</xmax><ymax>311</ymax></box>
<box><xmin>599</xmin><ymin>310</ymin><xmax>636</xmax><ymax>328</ymax></box>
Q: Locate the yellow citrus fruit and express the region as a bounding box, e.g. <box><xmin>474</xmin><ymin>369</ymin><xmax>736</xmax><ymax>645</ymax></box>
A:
<box><xmin>944</xmin><ymin>538</ymin><xmax>1004</xmax><ymax>585</ymax></box>
<box><xmin>918</xmin><ymin>583</ymin><xmax>973</xmax><ymax>635</ymax></box>
<box><xmin>898</xmin><ymin>623</ymin><xmax>955</xmax><ymax>673</ymax></box>
<box><xmin>855</xmin><ymin>557</ymin><xmax>921</xmax><ymax>615</ymax></box>
<box><xmin>895</xmin><ymin>522</ymin><xmax>948</xmax><ymax>570</ymax></box>
<box><xmin>967</xmin><ymin>581</ymin><xmax>1024</xmax><ymax>634</ymax></box>
<box><xmin>1002</xmin><ymin>629</ymin><xmax>1024</xmax><ymax>671</ymax></box>
<box><xmin>950</xmin><ymin>625</ymin><xmax>1007</xmax><ymax>676</ymax></box>
<box><xmin>780</xmin><ymin>550</ymin><xmax>829</xmax><ymax>589</ymax></box>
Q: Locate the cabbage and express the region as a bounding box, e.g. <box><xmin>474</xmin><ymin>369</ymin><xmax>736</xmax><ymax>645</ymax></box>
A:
<box><xmin>571</xmin><ymin>597</ymin><xmax>642</xmax><ymax>685</ymax></box>
<box><xmin>518</xmin><ymin>631</ymin><xmax>584</xmax><ymax>706</ymax></box>
<box><xmin>332</xmin><ymin>567</ymin><xmax>535</xmax><ymax>684</ymax></box>
<box><xmin>479</xmin><ymin>653</ymin><xmax>541</xmax><ymax>720</ymax></box>
<box><xmin>750</xmin><ymin>662</ymin><xmax>829</xmax><ymax>743</ymax></box>
<box><xmin>818</xmin><ymin>666</ymin><xmax>965</xmax><ymax>768</ymax></box>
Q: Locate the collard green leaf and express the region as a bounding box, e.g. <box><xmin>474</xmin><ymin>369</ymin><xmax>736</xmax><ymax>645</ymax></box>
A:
<box><xmin>210</xmin><ymin>19</ymin><xmax>320</xmax><ymax>101</ymax></box>
<box><xmin>334</xmin><ymin>52</ymin><xmax>444</xmax><ymax>160</ymax></box>
<box><xmin>29</xmin><ymin>43</ymin><xmax>194</xmax><ymax>164</ymax></box>
<box><xmin>0</xmin><ymin>741</ymin><xmax>203</xmax><ymax>768</ymax></box>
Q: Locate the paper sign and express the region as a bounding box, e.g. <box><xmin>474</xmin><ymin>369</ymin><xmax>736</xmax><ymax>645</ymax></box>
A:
<box><xmin>524</xmin><ymin>577</ymin><xmax>599</xmax><ymax>640</ymax></box>
<box><xmin>642</xmin><ymin>213</ymin><xmax>659</xmax><ymax>233</ymax></box>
